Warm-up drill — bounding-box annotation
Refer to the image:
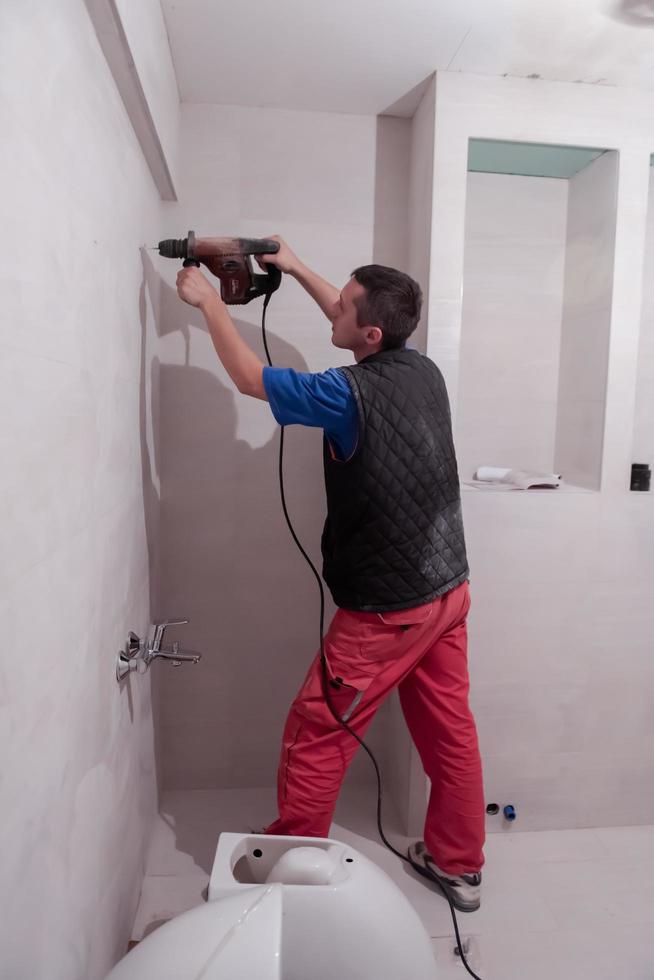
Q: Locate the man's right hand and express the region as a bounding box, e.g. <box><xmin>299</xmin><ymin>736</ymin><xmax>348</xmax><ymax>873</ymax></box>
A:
<box><xmin>257</xmin><ymin>235</ymin><xmax>339</xmax><ymax>321</ymax></box>
<box><xmin>257</xmin><ymin>235</ymin><xmax>301</xmax><ymax>276</ymax></box>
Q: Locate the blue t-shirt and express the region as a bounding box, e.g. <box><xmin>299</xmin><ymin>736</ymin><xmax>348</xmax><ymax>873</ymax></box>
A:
<box><xmin>262</xmin><ymin>366</ymin><xmax>358</xmax><ymax>460</ymax></box>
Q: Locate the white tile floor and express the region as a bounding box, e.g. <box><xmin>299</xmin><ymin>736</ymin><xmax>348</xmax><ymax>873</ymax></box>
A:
<box><xmin>132</xmin><ymin>786</ymin><xmax>654</xmax><ymax>979</ymax></box>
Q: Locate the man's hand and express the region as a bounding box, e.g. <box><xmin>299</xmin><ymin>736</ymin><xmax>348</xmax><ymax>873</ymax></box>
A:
<box><xmin>179</xmin><ymin>266</ymin><xmax>267</xmax><ymax>399</ymax></box>
<box><xmin>257</xmin><ymin>235</ymin><xmax>338</xmax><ymax>320</ymax></box>
<box><xmin>256</xmin><ymin>235</ymin><xmax>300</xmax><ymax>276</ymax></box>
<box><xmin>176</xmin><ymin>267</ymin><xmax>220</xmax><ymax>309</ymax></box>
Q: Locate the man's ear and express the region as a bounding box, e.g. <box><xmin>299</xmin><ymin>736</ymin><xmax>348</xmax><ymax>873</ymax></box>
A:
<box><xmin>364</xmin><ymin>326</ymin><xmax>383</xmax><ymax>347</ymax></box>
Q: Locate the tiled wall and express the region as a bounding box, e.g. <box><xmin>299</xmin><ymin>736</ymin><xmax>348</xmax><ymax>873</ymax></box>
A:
<box><xmin>457</xmin><ymin>171</ymin><xmax>568</xmax><ymax>480</ymax></box>
<box><xmin>153</xmin><ymin>102</ymin><xmax>395</xmax><ymax>791</ymax></box>
<box><xmin>633</xmin><ymin>167</ymin><xmax>654</xmax><ymax>469</ymax></box>
<box><xmin>456</xmin><ymin>155</ymin><xmax>619</xmax><ymax>490</ymax></box>
<box><xmin>0</xmin><ymin>3</ymin><xmax>161</xmax><ymax>976</ymax></box>
<box><xmin>428</xmin><ymin>72</ymin><xmax>654</xmax><ymax>830</ymax></box>
<box><xmin>554</xmin><ymin>151</ymin><xmax>618</xmax><ymax>490</ymax></box>
<box><xmin>386</xmin><ymin>79</ymin><xmax>443</xmax><ymax>836</ymax></box>
<box><xmin>407</xmin><ymin>76</ymin><xmax>437</xmax><ymax>356</ymax></box>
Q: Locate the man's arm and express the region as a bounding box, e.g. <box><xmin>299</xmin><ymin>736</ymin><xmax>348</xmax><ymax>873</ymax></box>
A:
<box><xmin>259</xmin><ymin>236</ymin><xmax>340</xmax><ymax>321</ymax></box>
<box><xmin>292</xmin><ymin>263</ymin><xmax>341</xmax><ymax>320</ymax></box>
<box><xmin>176</xmin><ymin>267</ymin><xmax>267</xmax><ymax>400</ymax></box>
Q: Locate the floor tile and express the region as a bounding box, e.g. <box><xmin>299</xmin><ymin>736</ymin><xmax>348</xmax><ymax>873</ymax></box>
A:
<box><xmin>594</xmin><ymin>824</ymin><xmax>654</xmax><ymax>863</ymax></box>
<box><xmin>130</xmin><ymin>788</ymin><xmax>654</xmax><ymax>980</ymax></box>
<box><xmin>432</xmin><ymin>935</ymin><xmax>486</xmax><ymax>979</ymax></box>
<box><xmin>484</xmin><ymin>826</ymin><xmax>605</xmax><ymax>865</ymax></box>
<box><xmin>537</xmin><ymin>857</ymin><xmax>654</xmax><ymax>930</ymax></box>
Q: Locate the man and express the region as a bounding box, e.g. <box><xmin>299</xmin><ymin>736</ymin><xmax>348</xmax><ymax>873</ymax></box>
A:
<box><xmin>176</xmin><ymin>236</ymin><xmax>485</xmax><ymax>912</ymax></box>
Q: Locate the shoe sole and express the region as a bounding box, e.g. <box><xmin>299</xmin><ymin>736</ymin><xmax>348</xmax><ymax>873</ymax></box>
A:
<box><xmin>408</xmin><ymin>851</ymin><xmax>480</xmax><ymax>913</ymax></box>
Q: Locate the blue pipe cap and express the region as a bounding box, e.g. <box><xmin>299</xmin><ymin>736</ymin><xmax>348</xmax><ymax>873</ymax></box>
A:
<box><xmin>503</xmin><ymin>804</ymin><xmax>516</xmax><ymax>821</ymax></box>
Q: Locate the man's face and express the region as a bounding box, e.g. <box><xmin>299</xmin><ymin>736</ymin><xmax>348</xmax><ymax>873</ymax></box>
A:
<box><xmin>330</xmin><ymin>278</ymin><xmax>382</xmax><ymax>359</ymax></box>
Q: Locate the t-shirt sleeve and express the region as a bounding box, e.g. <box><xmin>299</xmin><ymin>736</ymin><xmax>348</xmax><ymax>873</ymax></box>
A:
<box><xmin>262</xmin><ymin>366</ymin><xmax>358</xmax><ymax>459</ymax></box>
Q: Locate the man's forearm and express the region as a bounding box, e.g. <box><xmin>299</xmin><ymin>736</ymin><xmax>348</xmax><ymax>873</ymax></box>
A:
<box><xmin>200</xmin><ymin>292</ymin><xmax>266</xmax><ymax>399</ymax></box>
<box><xmin>292</xmin><ymin>261</ymin><xmax>340</xmax><ymax>319</ymax></box>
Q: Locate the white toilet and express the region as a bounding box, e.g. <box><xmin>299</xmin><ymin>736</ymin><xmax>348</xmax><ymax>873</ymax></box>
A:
<box><xmin>106</xmin><ymin>832</ymin><xmax>439</xmax><ymax>979</ymax></box>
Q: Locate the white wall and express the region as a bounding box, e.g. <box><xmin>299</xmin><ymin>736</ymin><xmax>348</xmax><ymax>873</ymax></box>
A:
<box><xmin>153</xmin><ymin>102</ymin><xmax>394</xmax><ymax>792</ymax></box>
<box><xmin>407</xmin><ymin>75</ymin><xmax>436</xmax><ymax>356</ymax></box>
<box><xmin>427</xmin><ymin>71</ymin><xmax>654</xmax><ymax>831</ymax></box>
<box><xmin>84</xmin><ymin>0</ymin><xmax>180</xmax><ymax>198</ymax></box>
<box><xmin>373</xmin><ymin>115</ymin><xmax>410</xmax><ymax>271</ymax></box>
<box><xmin>457</xmin><ymin>171</ymin><xmax>568</xmax><ymax>480</ymax></box>
<box><xmin>633</xmin><ymin>167</ymin><xmax>654</xmax><ymax>469</ymax></box>
<box><xmin>0</xmin><ymin>2</ymin><xmax>163</xmax><ymax>976</ymax></box>
<box><xmin>384</xmin><ymin>78</ymin><xmax>442</xmax><ymax>836</ymax></box>
<box><xmin>113</xmin><ymin>0</ymin><xmax>180</xmax><ymax>188</ymax></box>
<box><xmin>555</xmin><ymin>151</ymin><xmax>618</xmax><ymax>490</ymax></box>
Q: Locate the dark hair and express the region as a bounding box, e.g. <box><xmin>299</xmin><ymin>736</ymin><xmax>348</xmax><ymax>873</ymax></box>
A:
<box><xmin>350</xmin><ymin>265</ymin><xmax>422</xmax><ymax>350</ymax></box>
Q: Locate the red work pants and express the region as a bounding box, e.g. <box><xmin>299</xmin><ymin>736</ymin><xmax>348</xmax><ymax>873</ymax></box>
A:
<box><xmin>265</xmin><ymin>581</ymin><xmax>485</xmax><ymax>875</ymax></box>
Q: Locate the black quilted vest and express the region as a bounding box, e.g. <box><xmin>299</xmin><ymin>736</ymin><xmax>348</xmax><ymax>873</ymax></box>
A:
<box><xmin>321</xmin><ymin>348</ymin><xmax>469</xmax><ymax>612</ymax></box>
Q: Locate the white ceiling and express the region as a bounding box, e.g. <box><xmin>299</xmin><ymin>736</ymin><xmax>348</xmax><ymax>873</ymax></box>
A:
<box><xmin>160</xmin><ymin>0</ymin><xmax>654</xmax><ymax>117</ymax></box>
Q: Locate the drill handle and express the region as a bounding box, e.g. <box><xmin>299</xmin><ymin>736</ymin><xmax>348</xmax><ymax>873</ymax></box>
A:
<box><xmin>259</xmin><ymin>263</ymin><xmax>282</xmax><ymax>293</ymax></box>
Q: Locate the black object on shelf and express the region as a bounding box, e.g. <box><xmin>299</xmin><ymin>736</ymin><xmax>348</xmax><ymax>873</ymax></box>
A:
<box><xmin>630</xmin><ymin>463</ymin><xmax>651</xmax><ymax>491</ymax></box>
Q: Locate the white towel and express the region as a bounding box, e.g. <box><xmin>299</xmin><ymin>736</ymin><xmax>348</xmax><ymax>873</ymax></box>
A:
<box><xmin>474</xmin><ymin>466</ymin><xmax>511</xmax><ymax>482</ymax></box>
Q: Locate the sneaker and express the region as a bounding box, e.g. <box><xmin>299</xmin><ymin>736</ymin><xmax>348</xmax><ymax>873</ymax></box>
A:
<box><xmin>407</xmin><ymin>840</ymin><xmax>481</xmax><ymax>912</ymax></box>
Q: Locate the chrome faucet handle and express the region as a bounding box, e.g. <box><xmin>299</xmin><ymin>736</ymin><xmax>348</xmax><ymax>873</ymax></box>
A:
<box><xmin>125</xmin><ymin>631</ymin><xmax>142</xmax><ymax>660</ymax></box>
<box><xmin>116</xmin><ymin>631</ymin><xmax>145</xmax><ymax>681</ymax></box>
<box><xmin>152</xmin><ymin>618</ymin><xmax>190</xmax><ymax>651</ymax></box>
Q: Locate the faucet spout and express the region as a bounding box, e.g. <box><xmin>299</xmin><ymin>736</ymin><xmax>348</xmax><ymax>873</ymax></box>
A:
<box><xmin>154</xmin><ymin>650</ymin><xmax>201</xmax><ymax>665</ymax></box>
<box><xmin>146</xmin><ymin>641</ymin><xmax>202</xmax><ymax>666</ymax></box>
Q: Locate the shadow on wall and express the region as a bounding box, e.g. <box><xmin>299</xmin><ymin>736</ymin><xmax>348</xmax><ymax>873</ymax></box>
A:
<box><xmin>138</xmin><ymin>252</ymin><xmax>163</xmax><ymax>774</ymax></box>
<box><xmin>139</xmin><ymin>254</ymin><xmax>162</xmax><ymax>638</ymax></box>
<box><xmin>607</xmin><ymin>0</ymin><xmax>654</xmax><ymax>25</ymax></box>
<box><xmin>138</xmin><ymin>252</ymin><xmax>357</xmax><ymax>796</ymax></box>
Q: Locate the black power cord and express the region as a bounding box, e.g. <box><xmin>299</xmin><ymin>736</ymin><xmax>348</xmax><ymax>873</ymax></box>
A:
<box><xmin>260</xmin><ymin>291</ymin><xmax>483</xmax><ymax>980</ymax></box>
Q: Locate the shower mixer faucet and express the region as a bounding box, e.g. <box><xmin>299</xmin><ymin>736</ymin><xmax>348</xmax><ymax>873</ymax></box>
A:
<box><xmin>116</xmin><ymin>619</ymin><xmax>202</xmax><ymax>681</ymax></box>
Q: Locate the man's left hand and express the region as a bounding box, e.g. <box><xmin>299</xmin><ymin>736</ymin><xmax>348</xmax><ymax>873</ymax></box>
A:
<box><xmin>176</xmin><ymin>267</ymin><xmax>219</xmax><ymax>309</ymax></box>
